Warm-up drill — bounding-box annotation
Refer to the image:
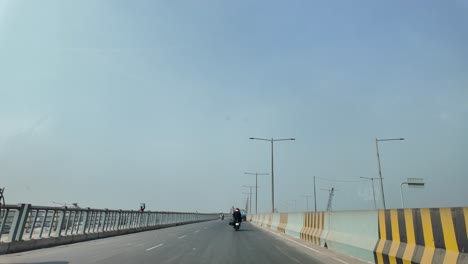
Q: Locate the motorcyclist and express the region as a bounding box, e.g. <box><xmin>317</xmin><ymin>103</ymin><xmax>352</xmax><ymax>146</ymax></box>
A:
<box><xmin>232</xmin><ymin>208</ymin><xmax>242</xmax><ymax>225</ymax></box>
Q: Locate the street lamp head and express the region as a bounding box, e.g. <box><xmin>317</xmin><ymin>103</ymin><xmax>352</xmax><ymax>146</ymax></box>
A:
<box><xmin>249</xmin><ymin>137</ymin><xmax>254</xmax><ymax>139</ymax></box>
<box><xmin>399</xmin><ymin>138</ymin><xmax>405</xmax><ymax>140</ymax></box>
<box><xmin>290</xmin><ymin>138</ymin><xmax>296</xmax><ymax>140</ymax></box>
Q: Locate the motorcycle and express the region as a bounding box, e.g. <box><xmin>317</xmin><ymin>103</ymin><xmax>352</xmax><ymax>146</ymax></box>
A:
<box><xmin>233</xmin><ymin>220</ymin><xmax>241</xmax><ymax>231</ymax></box>
<box><xmin>220</xmin><ymin>214</ymin><xmax>224</xmax><ymax>220</ymax></box>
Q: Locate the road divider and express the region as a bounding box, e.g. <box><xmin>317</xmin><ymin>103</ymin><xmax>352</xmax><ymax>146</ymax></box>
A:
<box><xmin>374</xmin><ymin>207</ymin><xmax>468</xmax><ymax>264</ymax></box>
<box><xmin>250</xmin><ymin>206</ymin><xmax>468</xmax><ymax>264</ymax></box>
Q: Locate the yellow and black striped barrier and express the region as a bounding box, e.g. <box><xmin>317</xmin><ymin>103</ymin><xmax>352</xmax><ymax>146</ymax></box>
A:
<box><xmin>300</xmin><ymin>212</ymin><xmax>324</xmax><ymax>246</ymax></box>
<box><xmin>374</xmin><ymin>208</ymin><xmax>467</xmax><ymax>264</ymax></box>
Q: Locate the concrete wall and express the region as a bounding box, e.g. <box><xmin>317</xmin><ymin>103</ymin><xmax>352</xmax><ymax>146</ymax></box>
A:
<box><xmin>284</xmin><ymin>212</ymin><xmax>304</xmax><ymax>239</ymax></box>
<box><xmin>374</xmin><ymin>208</ymin><xmax>468</xmax><ymax>264</ymax></box>
<box><xmin>251</xmin><ymin>207</ymin><xmax>468</xmax><ymax>264</ymax></box>
<box><xmin>324</xmin><ymin>210</ymin><xmax>378</xmax><ymax>263</ymax></box>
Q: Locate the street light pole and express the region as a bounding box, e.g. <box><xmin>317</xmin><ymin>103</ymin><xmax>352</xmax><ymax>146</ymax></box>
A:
<box><xmin>250</xmin><ymin>137</ymin><xmax>295</xmax><ymax>213</ymax></box>
<box><xmin>242</xmin><ymin>192</ymin><xmax>250</xmax><ymax>212</ymax></box>
<box><xmin>245</xmin><ymin>172</ymin><xmax>268</xmax><ymax>214</ymax></box>
<box><xmin>271</xmin><ymin>139</ymin><xmax>274</xmax><ymax>212</ymax></box>
<box><xmin>375</xmin><ymin>137</ymin><xmax>405</xmax><ymax>209</ymax></box>
<box><xmin>314</xmin><ymin>176</ymin><xmax>317</xmax><ymax>212</ymax></box>
<box><xmin>360</xmin><ymin>177</ymin><xmax>379</xmax><ymax>209</ymax></box>
<box><xmin>242</xmin><ymin>185</ymin><xmax>255</xmax><ymax>215</ymax></box>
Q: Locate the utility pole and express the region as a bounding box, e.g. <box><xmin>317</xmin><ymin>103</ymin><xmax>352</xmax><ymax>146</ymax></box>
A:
<box><xmin>360</xmin><ymin>177</ymin><xmax>379</xmax><ymax>209</ymax></box>
<box><xmin>245</xmin><ymin>172</ymin><xmax>268</xmax><ymax>214</ymax></box>
<box><xmin>314</xmin><ymin>176</ymin><xmax>317</xmax><ymax>212</ymax></box>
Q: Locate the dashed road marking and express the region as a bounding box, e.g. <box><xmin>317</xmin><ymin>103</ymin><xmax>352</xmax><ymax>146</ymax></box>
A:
<box><xmin>177</xmin><ymin>235</ymin><xmax>187</xmax><ymax>239</ymax></box>
<box><xmin>195</xmin><ymin>230</ymin><xmax>200</xmax><ymax>233</ymax></box>
<box><xmin>145</xmin><ymin>244</ymin><xmax>163</xmax><ymax>251</ymax></box>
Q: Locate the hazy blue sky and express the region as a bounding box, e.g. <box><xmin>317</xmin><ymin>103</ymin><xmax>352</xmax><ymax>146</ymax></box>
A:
<box><xmin>1</xmin><ymin>0</ymin><xmax>467</xmax><ymax>213</ymax></box>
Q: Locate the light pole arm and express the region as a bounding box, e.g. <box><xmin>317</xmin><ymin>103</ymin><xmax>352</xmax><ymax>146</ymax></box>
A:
<box><xmin>249</xmin><ymin>137</ymin><xmax>271</xmax><ymax>141</ymax></box>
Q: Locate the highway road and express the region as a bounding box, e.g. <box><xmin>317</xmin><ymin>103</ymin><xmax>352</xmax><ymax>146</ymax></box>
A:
<box><xmin>0</xmin><ymin>220</ymin><xmax>369</xmax><ymax>264</ymax></box>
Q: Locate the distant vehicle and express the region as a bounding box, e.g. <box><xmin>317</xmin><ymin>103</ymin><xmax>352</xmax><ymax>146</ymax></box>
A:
<box><xmin>240</xmin><ymin>210</ymin><xmax>247</xmax><ymax>221</ymax></box>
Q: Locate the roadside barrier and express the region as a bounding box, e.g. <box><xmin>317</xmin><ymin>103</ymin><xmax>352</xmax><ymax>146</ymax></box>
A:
<box><xmin>0</xmin><ymin>204</ymin><xmax>218</xmax><ymax>254</ymax></box>
<box><xmin>250</xmin><ymin>207</ymin><xmax>467</xmax><ymax>264</ymax></box>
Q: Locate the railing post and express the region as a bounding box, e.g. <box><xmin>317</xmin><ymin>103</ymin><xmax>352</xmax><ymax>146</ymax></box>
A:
<box><xmin>82</xmin><ymin>208</ymin><xmax>90</xmax><ymax>234</ymax></box>
<box><xmin>55</xmin><ymin>206</ymin><xmax>67</xmax><ymax>237</ymax></box>
<box><xmin>39</xmin><ymin>210</ymin><xmax>48</xmax><ymax>238</ymax></box>
<box><xmin>126</xmin><ymin>212</ymin><xmax>131</xmax><ymax>229</ymax></box>
<box><xmin>116</xmin><ymin>210</ymin><xmax>121</xmax><ymax>230</ymax></box>
<box><xmin>145</xmin><ymin>211</ymin><xmax>150</xmax><ymax>227</ymax></box>
<box><xmin>8</xmin><ymin>204</ymin><xmax>31</xmax><ymax>242</ymax></box>
<box><xmin>102</xmin><ymin>209</ymin><xmax>108</xmax><ymax>232</ymax></box>
<box><xmin>28</xmin><ymin>209</ymin><xmax>39</xmax><ymax>239</ymax></box>
<box><xmin>138</xmin><ymin>212</ymin><xmax>142</xmax><ymax>227</ymax></box>
<box><xmin>48</xmin><ymin>210</ymin><xmax>57</xmax><ymax>237</ymax></box>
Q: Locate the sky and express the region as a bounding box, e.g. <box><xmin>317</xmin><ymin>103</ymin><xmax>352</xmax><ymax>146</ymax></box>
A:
<box><xmin>0</xmin><ymin>0</ymin><xmax>467</xmax><ymax>213</ymax></box>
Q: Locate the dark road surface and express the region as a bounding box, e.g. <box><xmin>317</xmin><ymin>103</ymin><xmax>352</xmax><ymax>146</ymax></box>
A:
<box><xmin>0</xmin><ymin>220</ymin><xmax>369</xmax><ymax>264</ymax></box>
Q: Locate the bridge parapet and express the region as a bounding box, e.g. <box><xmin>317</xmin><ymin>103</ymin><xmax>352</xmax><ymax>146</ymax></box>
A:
<box><xmin>0</xmin><ymin>204</ymin><xmax>217</xmax><ymax>254</ymax></box>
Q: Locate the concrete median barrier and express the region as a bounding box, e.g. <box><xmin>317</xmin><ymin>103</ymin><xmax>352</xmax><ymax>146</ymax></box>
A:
<box><xmin>374</xmin><ymin>207</ymin><xmax>468</xmax><ymax>264</ymax></box>
<box><xmin>284</xmin><ymin>212</ymin><xmax>304</xmax><ymax>239</ymax></box>
<box><xmin>251</xmin><ymin>207</ymin><xmax>467</xmax><ymax>264</ymax></box>
<box><xmin>300</xmin><ymin>212</ymin><xmax>325</xmax><ymax>246</ymax></box>
<box><xmin>324</xmin><ymin>210</ymin><xmax>378</xmax><ymax>263</ymax></box>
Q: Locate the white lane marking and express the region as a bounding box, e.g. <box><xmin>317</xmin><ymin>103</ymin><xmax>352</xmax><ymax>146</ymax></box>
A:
<box><xmin>195</xmin><ymin>230</ymin><xmax>200</xmax><ymax>233</ymax></box>
<box><xmin>203</xmin><ymin>227</ymin><xmax>208</xmax><ymax>229</ymax></box>
<box><xmin>177</xmin><ymin>235</ymin><xmax>187</xmax><ymax>239</ymax></box>
<box><xmin>258</xmin><ymin>226</ymin><xmax>321</xmax><ymax>254</ymax></box>
<box><xmin>145</xmin><ymin>244</ymin><xmax>163</xmax><ymax>251</ymax></box>
<box><xmin>332</xmin><ymin>257</ymin><xmax>349</xmax><ymax>264</ymax></box>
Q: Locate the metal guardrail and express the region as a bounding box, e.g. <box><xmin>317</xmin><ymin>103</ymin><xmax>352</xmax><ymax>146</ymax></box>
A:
<box><xmin>0</xmin><ymin>204</ymin><xmax>218</xmax><ymax>243</ymax></box>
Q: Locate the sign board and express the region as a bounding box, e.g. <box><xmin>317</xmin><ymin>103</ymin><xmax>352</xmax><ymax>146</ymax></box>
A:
<box><xmin>407</xmin><ymin>178</ymin><xmax>425</xmax><ymax>188</ymax></box>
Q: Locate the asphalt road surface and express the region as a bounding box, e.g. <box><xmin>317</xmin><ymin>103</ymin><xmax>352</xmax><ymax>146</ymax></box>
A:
<box><xmin>0</xmin><ymin>220</ymin><xmax>369</xmax><ymax>264</ymax></box>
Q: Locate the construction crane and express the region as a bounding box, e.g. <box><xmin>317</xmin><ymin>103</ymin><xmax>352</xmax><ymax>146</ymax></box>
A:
<box><xmin>321</xmin><ymin>187</ymin><xmax>335</xmax><ymax>212</ymax></box>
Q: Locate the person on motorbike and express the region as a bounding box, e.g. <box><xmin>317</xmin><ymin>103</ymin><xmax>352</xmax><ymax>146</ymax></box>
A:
<box><xmin>232</xmin><ymin>208</ymin><xmax>242</xmax><ymax>225</ymax></box>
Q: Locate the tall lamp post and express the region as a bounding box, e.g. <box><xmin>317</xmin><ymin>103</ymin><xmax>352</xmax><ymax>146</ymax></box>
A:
<box><xmin>249</xmin><ymin>137</ymin><xmax>295</xmax><ymax>213</ymax></box>
<box><xmin>242</xmin><ymin>185</ymin><xmax>255</xmax><ymax>215</ymax></box>
<box><xmin>375</xmin><ymin>137</ymin><xmax>405</xmax><ymax>209</ymax></box>
<box><xmin>242</xmin><ymin>192</ymin><xmax>250</xmax><ymax>212</ymax></box>
<box><xmin>244</xmin><ymin>172</ymin><xmax>268</xmax><ymax>214</ymax></box>
<box><xmin>360</xmin><ymin>177</ymin><xmax>380</xmax><ymax>209</ymax></box>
